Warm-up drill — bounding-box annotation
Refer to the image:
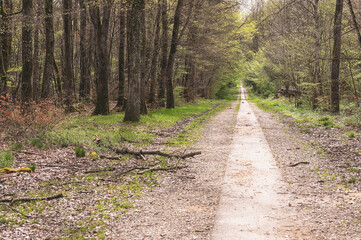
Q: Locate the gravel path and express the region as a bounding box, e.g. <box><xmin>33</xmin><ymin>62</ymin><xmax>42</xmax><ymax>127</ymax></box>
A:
<box><xmin>211</xmin><ymin>87</ymin><xmax>298</xmax><ymax>239</ymax></box>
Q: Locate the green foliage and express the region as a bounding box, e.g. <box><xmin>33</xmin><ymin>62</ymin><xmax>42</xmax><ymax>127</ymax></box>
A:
<box><xmin>74</xmin><ymin>147</ymin><xmax>86</xmax><ymax>157</ymax></box>
<box><xmin>30</xmin><ymin>139</ymin><xmax>44</xmax><ymax>148</ymax></box>
<box><xmin>10</xmin><ymin>143</ymin><xmax>23</xmax><ymax>151</ymax></box>
<box><xmin>346</xmin><ymin>131</ymin><xmax>356</xmax><ymax>138</ymax></box>
<box><xmin>27</xmin><ymin>164</ymin><xmax>36</xmax><ymax>172</ymax></box>
<box><xmin>0</xmin><ymin>151</ymin><xmax>13</xmax><ymax>168</ymax></box>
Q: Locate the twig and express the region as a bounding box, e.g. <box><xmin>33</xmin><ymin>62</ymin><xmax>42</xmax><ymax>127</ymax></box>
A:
<box><xmin>112</xmin><ymin>147</ymin><xmax>201</xmax><ymax>159</ymax></box>
<box><xmin>137</xmin><ymin>165</ymin><xmax>187</xmax><ymax>175</ymax></box>
<box><xmin>0</xmin><ymin>204</ymin><xmax>33</xmax><ymax>218</ymax></box>
<box><xmin>288</xmin><ymin>161</ymin><xmax>310</xmax><ymax>167</ymax></box>
<box><xmin>85</xmin><ymin>168</ymin><xmax>116</xmax><ymax>174</ymax></box>
<box><xmin>0</xmin><ymin>193</ymin><xmax>64</xmax><ymax>205</ymax></box>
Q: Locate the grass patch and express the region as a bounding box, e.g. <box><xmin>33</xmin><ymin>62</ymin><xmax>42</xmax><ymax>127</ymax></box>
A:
<box><xmin>346</xmin><ymin>131</ymin><xmax>356</xmax><ymax>138</ymax></box>
<box><xmin>47</xmin><ymin>99</ymin><xmax>230</xmax><ymax>150</ymax></box>
<box><xmin>10</xmin><ymin>143</ymin><xmax>23</xmax><ymax>151</ymax></box>
<box><xmin>0</xmin><ymin>151</ymin><xmax>13</xmax><ymax>168</ymax></box>
<box><xmin>74</xmin><ymin>147</ymin><xmax>86</xmax><ymax>157</ymax></box>
<box><xmin>30</xmin><ymin>139</ymin><xmax>44</xmax><ymax>148</ymax></box>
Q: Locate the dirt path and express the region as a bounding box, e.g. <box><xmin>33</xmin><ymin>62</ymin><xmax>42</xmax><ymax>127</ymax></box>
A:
<box><xmin>211</xmin><ymin>87</ymin><xmax>298</xmax><ymax>239</ymax></box>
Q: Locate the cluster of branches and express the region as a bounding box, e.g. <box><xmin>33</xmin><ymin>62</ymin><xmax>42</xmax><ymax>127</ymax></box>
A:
<box><xmin>0</xmin><ymin>0</ymin><xmax>243</xmax><ymax>121</ymax></box>
<box><xmin>243</xmin><ymin>0</ymin><xmax>361</xmax><ymax>113</ymax></box>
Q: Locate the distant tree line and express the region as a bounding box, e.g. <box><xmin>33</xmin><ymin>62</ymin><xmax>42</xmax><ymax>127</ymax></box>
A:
<box><xmin>243</xmin><ymin>0</ymin><xmax>361</xmax><ymax>113</ymax></box>
<box><xmin>0</xmin><ymin>0</ymin><xmax>244</xmax><ymax>121</ymax></box>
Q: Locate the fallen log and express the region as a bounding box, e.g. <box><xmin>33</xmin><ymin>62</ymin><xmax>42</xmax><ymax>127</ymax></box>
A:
<box><xmin>112</xmin><ymin>147</ymin><xmax>201</xmax><ymax>159</ymax></box>
<box><xmin>0</xmin><ymin>193</ymin><xmax>64</xmax><ymax>205</ymax></box>
<box><xmin>288</xmin><ymin>161</ymin><xmax>310</xmax><ymax>167</ymax></box>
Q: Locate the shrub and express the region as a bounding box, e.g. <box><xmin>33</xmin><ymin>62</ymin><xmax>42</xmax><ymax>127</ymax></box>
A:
<box><xmin>30</xmin><ymin>139</ymin><xmax>44</xmax><ymax>148</ymax></box>
<box><xmin>0</xmin><ymin>94</ymin><xmax>63</xmax><ymax>138</ymax></box>
<box><xmin>347</xmin><ymin>131</ymin><xmax>356</xmax><ymax>138</ymax></box>
<box><xmin>10</xmin><ymin>143</ymin><xmax>23</xmax><ymax>151</ymax></box>
<box><xmin>0</xmin><ymin>151</ymin><xmax>13</xmax><ymax>168</ymax></box>
<box><xmin>74</xmin><ymin>147</ymin><xmax>86</xmax><ymax>157</ymax></box>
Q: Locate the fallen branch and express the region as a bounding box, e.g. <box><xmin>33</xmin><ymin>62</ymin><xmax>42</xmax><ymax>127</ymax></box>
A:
<box><xmin>112</xmin><ymin>147</ymin><xmax>201</xmax><ymax>159</ymax></box>
<box><xmin>137</xmin><ymin>165</ymin><xmax>187</xmax><ymax>175</ymax></box>
<box><xmin>288</xmin><ymin>161</ymin><xmax>310</xmax><ymax>167</ymax></box>
<box><xmin>0</xmin><ymin>204</ymin><xmax>33</xmax><ymax>218</ymax></box>
<box><xmin>0</xmin><ymin>193</ymin><xmax>64</xmax><ymax>205</ymax></box>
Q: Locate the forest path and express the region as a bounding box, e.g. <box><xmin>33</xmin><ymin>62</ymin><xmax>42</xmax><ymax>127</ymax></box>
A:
<box><xmin>211</xmin><ymin>87</ymin><xmax>297</xmax><ymax>239</ymax></box>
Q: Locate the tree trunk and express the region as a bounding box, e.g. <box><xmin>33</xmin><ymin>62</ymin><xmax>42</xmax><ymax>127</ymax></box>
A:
<box><xmin>124</xmin><ymin>0</ymin><xmax>143</xmax><ymax>122</ymax></box>
<box><xmin>63</xmin><ymin>0</ymin><xmax>74</xmax><ymax>112</ymax></box>
<box><xmin>312</xmin><ymin>0</ymin><xmax>321</xmax><ymax>109</ymax></box>
<box><xmin>0</xmin><ymin>0</ymin><xmax>10</xmax><ymax>95</ymax></box>
<box><xmin>139</xmin><ymin>0</ymin><xmax>148</xmax><ymax>114</ymax></box>
<box><xmin>90</xmin><ymin>0</ymin><xmax>112</xmax><ymax>115</ymax></box>
<box><xmin>21</xmin><ymin>0</ymin><xmax>33</xmax><ymax>104</ymax></box>
<box><xmin>116</xmin><ymin>6</ymin><xmax>126</xmax><ymax>108</ymax></box>
<box><xmin>165</xmin><ymin>0</ymin><xmax>183</xmax><ymax>109</ymax></box>
<box><xmin>158</xmin><ymin>0</ymin><xmax>167</xmax><ymax>106</ymax></box>
<box><xmin>32</xmin><ymin>1</ymin><xmax>42</xmax><ymax>101</ymax></box>
<box><xmin>79</xmin><ymin>0</ymin><xmax>91</xmax><ymax>101</ymax></box>
<box><xmin>347</xmin><ymin>0</ymin><xmax>361</xmax><ymax>50</ymax></box>
<box><xmin>330</xmin><ymin>0</ymin><xmax>343</xmax><ymax>113</ymax></box>
<box><xmin>148</xmin><ymin>0</ymin><xmax>161</xmax><ymax>104</ymax></box>
<box><xmin>41</xmin><ymin>0</ymin><xmax>54</xmax><ymax>99</ymax></box>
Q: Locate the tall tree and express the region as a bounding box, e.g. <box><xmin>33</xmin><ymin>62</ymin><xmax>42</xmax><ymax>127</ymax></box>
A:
<box><xmin>330</xmin><ymin>0</ymin><xmax>343</xmax><ymax>113</ymax></box>
<box><xmin>79</xmin><ymin>0</ymin><xmax>91</xmax><ymax>101</ymax></box>
<box><xmin>63</xmin><ymin>0</ymin><xmax>74</xmax><ymax>111</ymax></box>
<box><xmin>158</xmin><ymin>0</ymin><xmax>168</xmax><ymax>105</ymax></box>
<box><xmin>41</xmin><ymin>0</ymin><xmax>54</xmax><ymax>99</ymax></box>
<box><xmin>90</xmin><ymin>0</ymin><xmax>112</xmax><ymax>115</ymax></box>
<box><xmin>124</xmin><ymin>0</ymin><xmax>143</xmax><ymax>122</ymax></box>
<box><xmin>139</xmin><ymin>0</ymin><xmax>148</xmax><ymax>114</ymax></box>
<box><xmin>148</xmin><ymin>0</ymin><xmax>161</xmax><ymax>104</ymax></box>
<box><xmin>312</xmin><ymin>0</ymin><xmax>321</xmax><ymax>109</ymax></box>
<box><xmin>346</xmin><ymin>0</ymin><xmax>361</xmax><ymax>50</ymax></box>
<box><xmin>116</xmin><ymin>6</ymin><xmax>126</xmax><ymax>108</ymax></box>
<box><xmin>165</xmin><ymin>0</ymin><xmax>183</xmax><ymax>109</ymax></box>
<box><xmin>0</xmin><ymin>0</ymin><xmax>10</xmax><ymax>95</ymax></box>
<box><xmin>21</xmin><ymin>0</ymin><xmax>33</xmax><ymax>103</ymax></box>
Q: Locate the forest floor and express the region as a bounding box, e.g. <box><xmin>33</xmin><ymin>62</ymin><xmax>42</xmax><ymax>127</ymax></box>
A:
<box><xmin>0</xmin><ymin>90</ymin><xmax>360</xmax><ymax>239</ymax></box>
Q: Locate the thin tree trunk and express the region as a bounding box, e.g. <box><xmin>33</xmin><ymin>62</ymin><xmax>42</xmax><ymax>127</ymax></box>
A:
<box><xmin>0</xmin><ymin>0</ymin><xmax>10</xmax><ymax>95</ymax></box>
<box><xmin>79</xmin><ymin>0</ymin><xmax>90</xmax><ymax>101</ymax></box>
<box><xmin>63</xmin><ymin>0</ymin><xmax>74</xmax><ymax>112</ymax></box>
<box><xmin>165</xmin><ymin>0</ymin><xmax>183</xmax><ymax>109</ymax></box>
<box><xmin>330</xmin><ymin>0</ymin><xmax>343</xmax><ymax>113</ymax></box>
<box><xmin>116</xmin><ymin>6</ymin><xmax>126</xmax><ymax>108</ymax></box>
<box><xmin>41</xmin><ymin>0</ymin><xmax>54</xmax><ymax>99</ymax></box>
<box><xmin>32</xmin><ymin>1</ymin><xmax>42</xmax><ymax>101</ymax></box>
<box><xmin>148</xmin><ymin>0</ymin><xmax>161</xmax><ymax>104</ymax></box>
<box><xmin>312</xmin><ymin>0</ymin><xmax>321</xmax><ymax>109</ymax></box>
<box><xmin>140</xmin><ymin>0</ymin><xmax>148</xmax><ymax>114</ymax></box>
<box><xmin>347</xmin><ymin>0</ymin><xmax>361</xmax><ymax>50</ymax></box>
<box><xmin>124</xmin><ymin>0</ymin><xmax>143</xmax><ymax>122</ymax></box>
<box><xmin>158</xmin><ymin>0</ymin><xmax>167</xmax><ymax>106</ymax></box>
<box><xmin>21</xmin><ymin>0</ymin><xmax>33</xmax><ymax>104</ymax></box>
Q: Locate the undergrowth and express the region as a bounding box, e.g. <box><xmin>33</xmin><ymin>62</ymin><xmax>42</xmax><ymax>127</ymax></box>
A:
<box><xmin>46</xmin><ymin>99</ymin><xmax>230</xmax><ymax>150</ymax></box>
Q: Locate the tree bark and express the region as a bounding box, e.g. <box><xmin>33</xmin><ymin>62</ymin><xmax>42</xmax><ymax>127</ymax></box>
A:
<box><xmin>41</xmin><ymin>0</ymin><xmax>54</xmax><ymax>99</ymax></box>
<box><xmin>158</xmin><ymin>0</ymin><xmax>168</xmax><ymax>106</ymax></box>
<box><xmin>79</xmin><ymin>0</ymin><xmax>91</xmax><ymax>101</ymax></box>
<box><xmin>346</xmin><ymin>0</ymin><xmax>361</xmax><ymax>50</ymax></box>
<box><xmin>148</xmin><ymin>0</ymin><xmax>161</xmax><ymax>104</ymax></box>
<box><xmin>139</xmin><ymin>0</ymin><xmax>148</xmax><ymax>114</ymax></box>
<box><xmin>165</xmin><ymin>0</ymin><xmax>183</xmax><ymax>109</ymax></box>
<box><xmin>90</xmin><ymin>0</ymin><xmax>112</xmax><ymax>115</ymax></box>
<box><xmin>124</xmin><ymin>0</ymin><xmax>143</xmax><ymax>122</ymax></box>
<box><xmin>116</xmin><ymin>6</ymin><xmax>126</xmax><ymax>108</ymax></box>
<box><xmin>32</xmin><ymin>1</ymin><xmax>42</xmax><ymax>101</ymax></box>
<box><xmin>312</xmin><ymin>0</ymin><xmax>321</xmax><ymax>109</ymax></box>
<box><xmin>21</xmin><ymin>0</ymin><xmax>33</xmax><ymax>104</ymax></box>
<box><xmin>63</xmin><ymin>0</ymin><xmax>74</xmax><ymax>112</ymax></box>
<box><xmin>330</xmin><ymin>0</ymin><xmax>343</xmax><ymax>113</ymax></box>
<box><xmin>0</xmin><ymin>0</ymin><xmax>10</xmax><ymax>95</ymax></box>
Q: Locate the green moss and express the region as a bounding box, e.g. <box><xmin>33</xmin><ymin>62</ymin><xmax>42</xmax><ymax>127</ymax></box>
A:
<box><xmin>0</xmin><ymin>151</ymin><xmax>13</xmax><ymax>168</ymax></box>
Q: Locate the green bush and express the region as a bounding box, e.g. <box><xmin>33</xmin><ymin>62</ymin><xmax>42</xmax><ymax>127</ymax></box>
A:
<box><xmin>10</xmin><ymin>143</ymin><xmax>23</xmax><ymax>151</ymax></box>
<box><xmin>30</xmin><ymin>139</ymin><xmax>44</xmax><ymax>148</ymax></box>
<box><xmin>0</xmin><ymin>151</ymin><xmax>13</xmax><ymax>168</ymax></box>
<box><xmin>74</xmin><ymin>147</ymin><xmax>86</xmax><ymax>157</ymax></box>
<box><xmin>347</xmin><ymin>131</ymin><xmax>356</xmax><ymax>138</ymax></box>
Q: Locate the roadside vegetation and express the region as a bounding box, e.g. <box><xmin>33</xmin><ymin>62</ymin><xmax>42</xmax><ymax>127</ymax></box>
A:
<box><xmin>0</xmin><ymin>99</ymin><xmax>231</xmax><ymax>239</ymax></box>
